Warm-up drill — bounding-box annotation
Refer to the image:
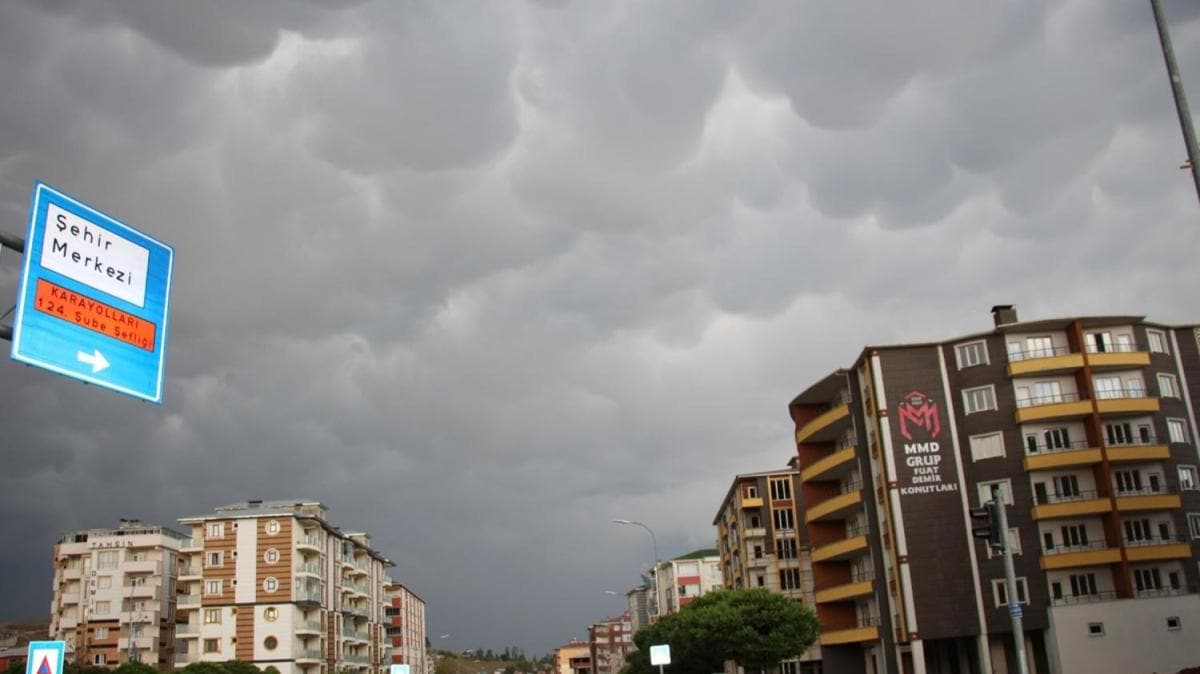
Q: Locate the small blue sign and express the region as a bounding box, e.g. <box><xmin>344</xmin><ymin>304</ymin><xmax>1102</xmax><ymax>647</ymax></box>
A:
<box><xmin>10</xmin><ymin>182</ymin><xmax>174</xmax><ymax>403</ymax></box>
<box><xmin>1008</xmin><ymin>602</ymin><xmax>1023</xmax><ymax>619</ymax></box>
<box><xmin>26</xmin><ymin>641</ymin><xmax>65</xmax><ymax>674</ymax></box>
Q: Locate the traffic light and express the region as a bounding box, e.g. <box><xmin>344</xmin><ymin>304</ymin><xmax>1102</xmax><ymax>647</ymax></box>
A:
<box><xmin>970</xmin><ymin>500</ymin><xmax>1005</xmax><ymax>552</ymax></box>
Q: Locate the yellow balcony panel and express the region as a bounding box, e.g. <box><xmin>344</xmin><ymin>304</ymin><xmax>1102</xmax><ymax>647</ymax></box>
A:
<box><xmin>796</xmin><ymin>404</ymin><xmax>851</xmax><ymax>445</ymax></box>
<box><xmin>1007</xmin><ymin>353</ymin><xmax>1085</xmax><ymax>377</ymax></box>
<box><xmin>1115</xmin><ymin>493</ymin><xmax>1181</xmax><ymax>512</ymax></box>
<box><xmin>815</xmin><ymin>580</ymin><xmax>874</xmax><ymax>604</ymax></box>
<box><xmin>1124</xmin><ymin>543</ymin><xmax>1192</xmax><ymax>562</ymax></box>
<box><xmin>802</xmin><ymin>447</ymin><xmax>858</xmax><ymax>483</ymax></box>
<box><xmin>1014</xmin><ymin>400</ymin><xmax>1093</xmax><ymax>424</ymax></box>
<box><xmin>1023</xmin><ymin>448</ymin><xmax>1101</xmax><ymax>472</ymax></box>
<box><xmin>820</xmin><ymin>625</ymin><xmax>879</xmax><ymax>646</ymax></box>
<box><xmin>1096</xmin><ymin>397</ymin><xmax>1159</xmax><ymax>416</ymax></box>
<box><xmin>1039</xmin><ymin>547</ymin><xmax>1121</xmax><ymax>570</ymax></box>
<box><xmin>806</xmin><ymin>490</ymin><xmax>862</xmax><ymax>523</ymax></box>
<box><xmin>740</xmin><ymin>496</ymin><xmax>764</xmax><ymax>509</ymax></box>
<box><xmin>1087</xmin><ymin>351</ymin><xmax>1150</xmax><ymax>370</ymax></box>
<box><xmin>1106</xmin><ymin>444</ymin><xmax>1170</xmax><ymax>463</ymax></box>
<box><xmin>1031</xmin><ymin>498</ymin><xmax>1112</xmax><ymax>521</ymax></box>
<box><xmin>812</xmin><ymin>535</ymin><xmax>869</xmax><ymax>563</ymax></box>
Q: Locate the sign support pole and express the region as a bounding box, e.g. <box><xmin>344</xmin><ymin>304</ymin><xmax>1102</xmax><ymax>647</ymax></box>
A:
<box><xmin>992</xmin><ymin>485</ymin><xmax>1028</xmax><ymax>674</ymax></box>
<box><xmin>0</xmin><ymin>232</ymin><xmax>24</xmax><ymax>343</ymax></box>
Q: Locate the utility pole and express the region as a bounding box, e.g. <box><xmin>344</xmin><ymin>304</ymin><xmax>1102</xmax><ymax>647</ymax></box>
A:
<box><xmin>1151</xmin><ymin>0</ymin><xmax>1200</xmax><ymax>204</ymax></box>
<box><xmin>0</xmin><ymin>232</ymin><xmax>24</xmax><ymax>342</ymax></box>
<box><xmin>993</xmin><ymin>485</ymin><xmax>1029</xmax><ymax>674</ymax></box>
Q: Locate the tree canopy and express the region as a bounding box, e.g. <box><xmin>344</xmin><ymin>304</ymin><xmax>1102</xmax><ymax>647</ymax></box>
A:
<box><xmin>621</xmin><ymin>589</ymin><xmax>819</xmax><ymax>674</ymax></box>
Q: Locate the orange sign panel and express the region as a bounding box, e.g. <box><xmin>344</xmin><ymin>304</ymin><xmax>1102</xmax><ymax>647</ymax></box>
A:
<box><xmin>33</xmin><ymin>279</ymin><xmax>157</xmax><ymax>351</ymax></box>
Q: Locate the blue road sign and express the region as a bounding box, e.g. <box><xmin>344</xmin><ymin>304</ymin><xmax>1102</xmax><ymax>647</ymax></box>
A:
<box><xmin>10</xmin><ymin>182</ymin><xmax>174</xmax><ymax>403</ymax></box>
<box><xmin>26</xmin><ymin>641</ymin><xmax>65</xmax><ymax>674</ymax></box>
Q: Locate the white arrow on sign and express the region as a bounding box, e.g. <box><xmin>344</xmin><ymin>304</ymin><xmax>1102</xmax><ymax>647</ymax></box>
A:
<box><xmin>77</xmin><ymin>349</ymin><xmax>110</xmax><ymax>373</ymax></box>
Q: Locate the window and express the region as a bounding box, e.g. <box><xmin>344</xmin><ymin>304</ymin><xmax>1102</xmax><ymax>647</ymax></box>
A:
<box><xmin>992</xmin><ymin>578</ymin><xmax>1028</xmax><ymax>606</ymax></box>
<box><xmin>977</xmin><ymin>479</ymin><xmax>1013</xmax><ymax>506</ymax></box>
<box><xmin>93</xmin><ymin>655</ymin><xmax>107</xmax><ymax>666</ymax></box>
<box><xmin>1168</xmin><ymin>418</ymin><xmax>1189</xmax><ymax>444</ymax></box>
<box><xmin>97</xmin><ymin>576</ymin><xmax>111</xmax><ymax>589</ymax></box>
<box><xmin>1124</xmin><ymin>519</ymin><xmax>1152</xmax><ymax>543</ymax></box>
<box><xmin>1148</xmin><ymin>329</ymin><xmax>1168</xmax><ymax>354</ymax></box>
<box><xmin>963</xmin><ymin>386</ymin><xmax>996</xmax><ymax>414</ymax></box>
<box><xmin>773</xmin><ymin>508</ymin><xmax>795</xmax><ymax>531</ymax></box>
<box><xmin>263</xmin><ymin>577</ymin><xmax>279</xmax><ymax>592</ymax></box>
<box><xmin>1134</xmin><ymin>568</ymin><xmax>1162</xmax><ymax>592</ymax></box>
<box><xmin>1053</xmin><ymin>474</ymin><xmax>1081</xmax><ymax>499</ymax></box>
<box><xmin>1094</xmin><ymin>376</ymin><xmax>1122</xmax><ymax>399</ymax></box>
<box><xmin>769</xmin><ymin>479</ymin><xmax>792</xmax><ymax>501</ymax></box>
<box><xmin>756</xmin><ymin>575</ymin><xmax>765</xmax><ymax>587</ymax></box>
<box><xmin>1114</xmin><ymin>470</ymin><xmax>1143</xmax><ymax>494</ymax></box>
<box><xmin>94</xmin><ymin>627</ymin><xmax>108</xmax><ymax>639</ymax></box>
<box><xmin>206</xmin><ymin>522</ymin><xmax>224</xmax><ymax>539</ymax></box>
<box><xmin>264</xmin><ymin>636</ymin><xmax>278</xmax><ymax>650</ymax></box>
<box><xmin>956</xmin><ymin>341</ymin><xmax>989</xmax><ymax>368</ymax></box>
<box><xmin>776</xmin><ymin>538</ymin><xmax>798</xmax><ymax>559</ymax></box>
<box><xmin>1167</xmin><ymin>616</ymin><xmax>1182</xmax><ymax>631</ymax></box>
<box><xmin>1069</xmin><ymin>573</ymin><xmax>1098</xmax><ymax>597</ymax></box>
<box><xmin>1158</xmin><ymin>374</ymin><xmax>1180</xmax><ymax>398</ymax></box>
<box><xmin>1188</xmin><ymin>513</ymin><xmax>1200</xmax><ymax>539</ymax></box>
<box><xmin>265</xmin><ymin>520</ymin><xmax>281</xmax><ymax>535</ymax></box>
<box><xmin>204</xmin><ymin>609</ymin><xmax>221</xmax><ymax>624</ymax></box>
<box><xmin>744</xmin><ymin>485</ymin><xmax>758</xmax><ymax>499</ymax></box>
<box><xmin>779</xmin><ymin>568</ymin><xmax>803</xmax><ymax>590</ymax></box>
<box><xmin>203</xmin><ymin>639</ymin><xmax>220</xmax><ymax>654</ymax></box>
<box><xmin>94</xmin><ymin>600</ymin><xmax>110</xmax><ymax>615</ymax></box>
<box><xmin>96</xmin><ymin>550</ymin><xmax>118</xmax><ymax>570</ymax></box>
<box><xmin>1061</xmin><ymin>524</ymin><xmax>1089</xmax><ymax>548</ymax></box>
<box><xmin>205</xmin><ymin>579</ymin><xmax>222</xmax><ymax>596</ymax></box>
<box><xmin>264</xmin><ymin>548</ymin><xmax>280</xmax><ymax>564</ymax></box>
<box><xmin>1180</xmin><ymin>466</ymin><xmax>1198</xmax><ymax>491</ymax></box>
<box><xmin>1088</xmin><ymin>623</ymin><xmax>1105</xmax><ymax>637</ymax></box>
<box><xmin>264</xmin><ymin>607</ymin><xmax>279</xmax><ymax>622</ymax></box>
<box><xmin>207</xmin><ymin>551</ymin><xmax>223</xmax><ymax>567</ymax></box>
<box><xmin>969</xmin><ymin>432</ymin><xmax>1005</xmax><ymax>461</ymax></box>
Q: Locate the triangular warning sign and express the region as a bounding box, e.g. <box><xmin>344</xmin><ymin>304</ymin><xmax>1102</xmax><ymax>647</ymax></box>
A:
<box><xmin>36</xmin><ymin>657</ymin><xmax>52</xmax><ymax>674</ymax></box>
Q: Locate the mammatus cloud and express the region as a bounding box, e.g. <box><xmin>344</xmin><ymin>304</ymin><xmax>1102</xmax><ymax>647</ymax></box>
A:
<box><xmin>2</xmin><ymin>0</ymin><xmax>1200</xmax><ymax>655</ymax></box>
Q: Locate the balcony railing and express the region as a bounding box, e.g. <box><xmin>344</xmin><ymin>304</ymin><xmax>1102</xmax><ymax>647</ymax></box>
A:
<box><xmin>1050</xmin><ymin>591</ymin><xmax>1118</xmax><ymax>606</ymax></box>
<box><xmin>1095</xmin><ymin>387</ymin><xmax>1147</xmax><ymax>400</ymax></box>
<box><xmin>1114</xmin><ymin>484</ymin><xmax>1172</xmax><ymax>497</ymax></box>
<box><xmin>1085</xmin><ymin>342</ymin><xmax>1141</xmax><ymax>354</ymax></box>
<box><xmin>1009</xmin><ymin>345</ymin><xmax>1071</xmax><ymax>362</ymax></box>
<box><xmin>177</xmin><ymin>594</ymin><xmax>200</xmax><ymax>606</ymax></box>
<box><xmin>1025</xmin><ymin>439</ymin><xmax>1092</xmax><ymax>455</ymax></box>
<box><xmin>1133</xmin><ymin>586</ymin><xmax>1191</xmax><ymax>599</ymax></box>
<box><xmin>296</xmin><ymin>563</ymin><xmax>323</xmax><ymax>575</ymax></box>
<box><xmin>839</xmin><ymin>479</ymin><xmax>863</xmax><ymax>495</ymax></box>
<box><xmin>834</xmin><ymin>433</ymin><xmax>858</xmax><ymax>452</ymax></box>
<box><xmin>845</xmin><ymin>522</ymin><xmax>869</xmax><ymax>538</ymax></box>
<box><xmin>1016</xmin><ymin>392</ymin><xmax>1081</xmax><ymax>409</ymax></box>
<box><xmin>1105</xmin><ymin>434</ymin><xmax>1161</xmax><ymax>448</ymax></box>
<box><xmin>850</xmin><ymin>568</ymin><xmax>875</xmax><ymax>584</ymax></box>
<box><xmin>1042</xmin><ymin>540</ymin><xmax>1108</xmax><ymax>555</ymax></box>
<box><xmin>1036</xmin><ymin>489</ymin><xmax>1100</xmax><ymax>505</ymax></box>
<box><xmin>856</xmin><ymin>614</ymin><xmax>881</xmax><ymax>628</ymax></box>
<box><xmin>1124</xmin><ymin>533</ymin><xmax>1186</xmax><ymax>547</ymax></box>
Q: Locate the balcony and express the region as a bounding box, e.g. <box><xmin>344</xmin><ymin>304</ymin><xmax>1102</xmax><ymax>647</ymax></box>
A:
<box><xmin>342</xmin><ymin>628</ymin><xmax>369</xmax><ymax>643</ymax></box>
<box><xmin>1031</xmin><ymin>491</ymin><xmax>1112</xmax><ymax>520</ymax></box>
<box><xmin>1086</xmin><ymin>348</ymin><xmax>1150</xmax><ymax>370</ymax></box>
<box><xmin>1095</xmin><ymin>391</ymin><xmax>1159</xmax><ymax>416</ymax></box>
<box><xmin>296</xmin><ymin>619</ymin><xmax>323</xmax><ymax>635</ymax></box>
<box><xmin>1114</xmin><ymin>487</ymin><xmax>1181</xmax><ymax>513</ymax></box>
<box><xmin>815</xmin><ymin>579</ymin><xmax>874</xmax><ymax>604</ymax></box>
<box><xmin>1050</xmin><ymin>591</ymin><xmax>1118</xmax><ymax>607</ymax></box>
<box><xmin>124</xmin><ymin>584</ymin><xmax>161</xmax><ymax>600</ymax></box>
<box><xmin>812</xmin><ymin>535</ymin><xmax>869</xmax><ymax>563</ymax></box>
<box><xmin>1124</xmin><ymin>535</ymin><xmax>1192</xmax><ymax>562</ymax></box>
<box><xmin>1014</xmin><ymin>393</ymin><xmax>1092</xmax><ymax>424</ymax></box>
<box><xmin>801</xmin><ymin>447</ymin><xmax>858</xmax><ymax>484</ymax></box>
<box><xmin>1007</xmin><ymin>347</ymin><xmax>1084</xmax><ymax>377</ymax></box>
<box><xmin>176</xmin><ymin>623</ymin><xmax>200</xmax><ymax>637</ymax></box>
<box><xmin>61</xmin><ymin>567</ymin><xmax>82</xmax><ymax>581</ymax></box>
<box><xmin>179</xmin><ymin>538</ymin><xmax>201</xmax><ymax>551</ymax></box>
<box><xmin>296</xmin><ymin>562</ymin><xmax>323</xmax><ymax>577</ymax></box>
<box><xmin>1133</xmin><ymin>587</ymin><xmax>1193</xmax><ymax>600</ymax></box>
<box><xmin>1022</xmin><ymin>441</ymin><xmax>1100</xmax><ymax>471</ymax></box>
<box><xmin>125</xmin><ymin>559</ymin><xmax>162</xmax><ymax>575</ymax></box>
<box><xmin>298</xmin><ymin>534</ymin><xmax>322</xmax><ymax>551</ymax></box>
<box><xmin>1106</xmin><ymin>441</ymin><xmax>1170</xmax><ymax>463</ymax></box>
<box><xmin>297</xmin><ymin>650</ymin><xmax>324</xmax><ymax>663</ymax></box>
<box><xmin>796</xmin><ymin>403</ymin><xmax>852</xmax><ymax>445</ymax></box>
<box><xmin>178</xmin><ymin>564</ymin><xmax>201</xmax><ymax>580</ymax></box>
<box><xmin>176</xmin><ymin>594</ymin><xmax>201</xmax><ymax>608</ymax></box>
<box><xmin>805</xmin><ymin>485</ymin><xmax>863</xmax><ymax>523</ymax></box>
<box><xmin>296</xmin><ymin>588</ymin><xmax>323</xmax><ymax>605</ymax></box>
<box><xmin>59</xmin><ymin>592</ymin><xmax>80</xmax><ymax>605</ymax></box>
<box><xmin>1039</xmin><ymin>541</ymin><xmax>1121</xmax><ymax>570</ymax></box>
<box><xmin>740</xmin><ymin>496</ymin><xmax>764</xmax><ymax>509</ymax></box>
<box><xmin>820</xmin><ymin>620</ymin><xmax>880</xmax><ymax>646</ymax></box>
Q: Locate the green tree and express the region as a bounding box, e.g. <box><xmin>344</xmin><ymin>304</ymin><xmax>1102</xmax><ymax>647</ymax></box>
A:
<box><xmin>3</xmin><ymin>658</ymin><xmax>24</xmax><ymax>674</ymax></box>
<box><xmin>112</xmin><ymin>663</ymin><xmax>157</xmax><ymax>674</ymax></box>
<box><xmin>621</xmin><ymin>589</ymin><xmax>818</xmax><ymax>674</ymax></box>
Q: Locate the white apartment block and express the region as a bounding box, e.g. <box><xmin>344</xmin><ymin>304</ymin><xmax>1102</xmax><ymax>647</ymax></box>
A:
<box><xmin>651</xmin><ymin>552</ymin><xmax>724</xmax><ymax>617</ymax></box>
<box><xmin>175</xmin><ymin>500</ymin><xmax>394</xmax><ymax>674</ymax></box>
<box><xmin>50</xmin><ymin>520</ymin><xmax>189</xmax><ymax>668</ymax></box>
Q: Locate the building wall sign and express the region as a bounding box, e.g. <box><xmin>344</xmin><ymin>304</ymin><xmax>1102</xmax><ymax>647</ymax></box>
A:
<box><xmin>897</xmin><ymin>390</ymin><xmax>958</xmax><ymax>495</ymax></box>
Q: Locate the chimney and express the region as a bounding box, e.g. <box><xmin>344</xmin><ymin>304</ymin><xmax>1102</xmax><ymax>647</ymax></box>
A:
<box><xmin>991</xmin><ymin>305</ymin><xmax>1018</xmax><ymax>327</ymax></box>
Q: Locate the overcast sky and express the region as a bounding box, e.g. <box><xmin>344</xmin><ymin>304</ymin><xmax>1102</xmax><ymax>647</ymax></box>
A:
<box><xmin>3</xmin><ymin>0</ymin><xmax>1200</xmax><ymax>657</ymax></box>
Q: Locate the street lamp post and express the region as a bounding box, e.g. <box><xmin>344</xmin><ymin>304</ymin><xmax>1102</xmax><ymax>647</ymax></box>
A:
<box><xmin>612</xmin><ymin>519</ymin><xmax>660</xmax><ymax>618</ymax></box>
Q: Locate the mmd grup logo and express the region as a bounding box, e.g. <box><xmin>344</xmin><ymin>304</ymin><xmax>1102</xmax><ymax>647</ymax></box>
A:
<box><xmin>897</xmin><ymin>390</ymin><xmax>941</xmax><ymax>441</ymax></box>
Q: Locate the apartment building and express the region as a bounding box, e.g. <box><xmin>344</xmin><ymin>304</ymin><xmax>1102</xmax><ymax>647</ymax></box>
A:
<box><xmin>553</xmin><ymin>640</ymin><xmax>591</xmax><ymax>674</ymax></box>
<box><xmin>175</xmin><ymin>500</ymin><xmax>393</xmax><ymax>674</ymax></box>
<box><xmin>713</xmin><ymin>469</ymin><xmax>821</xmax><ymax>673</ymax></box>
<box><xmin>50</xmin><ymin>520</ymin><xmax>188</xmax><ymax>668</ymax></box>
<box><xmin>789</xmin><ymin>307</ymin><xmax>1200</xmax><ymax>674</ymax></box>
<box><xmin>624</xmin><ymin>584</ymin><xmax>651</xmax><ymax>634</ymax></box>
<box><xmin>384</xmin><ymin>581</ymin><xmax>427</xmax><ymax>674</ymax></box>
<box><xmin>650</xmin><ymin>551</ymin><xmax>723</xmax><ymax>617</ymax></box>
<box><xmin>587</xmin><ymin>611</ymin><xmax>632</xmax><ymax>674</ymax></box>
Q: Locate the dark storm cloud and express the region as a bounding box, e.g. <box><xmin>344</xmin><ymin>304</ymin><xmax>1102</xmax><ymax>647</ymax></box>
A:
<box><xmin>3</xmin><ymin>0</ymin><xmax>1200</xmax><ymax>657</ymax></box>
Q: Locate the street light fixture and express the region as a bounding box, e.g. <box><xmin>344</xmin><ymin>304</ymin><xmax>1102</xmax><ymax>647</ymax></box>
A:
<box><xmin>613</xmin><ymin>519</ymin><xmax>661</xmax><ymax>617</ymax></box>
